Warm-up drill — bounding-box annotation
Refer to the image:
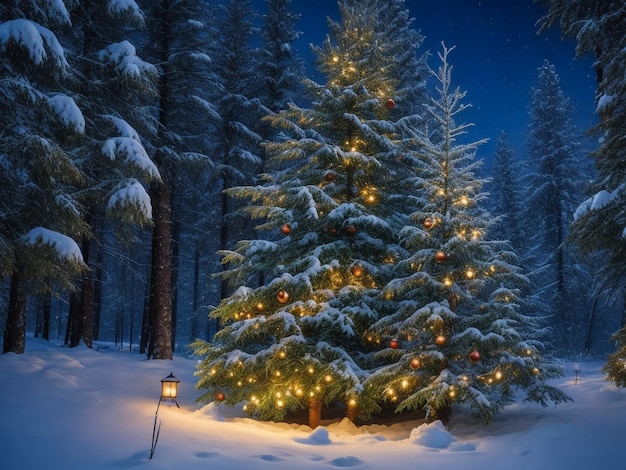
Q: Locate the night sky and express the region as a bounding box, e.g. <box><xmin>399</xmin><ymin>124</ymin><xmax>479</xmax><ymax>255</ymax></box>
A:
<box><xmin>278</xmin><ymin>0</ymin><xmax>598</xmax><ymax>166</ymax></box>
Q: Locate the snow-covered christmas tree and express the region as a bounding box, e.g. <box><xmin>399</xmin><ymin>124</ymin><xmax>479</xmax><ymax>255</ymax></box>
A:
<box><xmin>192</xmin><ymin>0</ymin><xmax>416</xmax><ymax>428</ymax></box>
<box><xmin>363</xmin><ymin>44</ymin><xmax>571</xmax><ymax>423</ymax></box>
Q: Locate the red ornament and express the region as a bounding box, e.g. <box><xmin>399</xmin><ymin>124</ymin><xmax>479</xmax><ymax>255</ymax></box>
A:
<box><xmin>435</xmin><ymin>250</ymin><xmax>447</xmax><ymax>263</ymax></box>
<box><xmin>281</xmin><ymin>224</ymin><xmax>291</xmax><ymax>235</ymax></box>
<box><xmin>324</xmin><ymin>172</ymin><xmax>335</xmax><ymax>181</ymax></box>
<box><xmin>386</xmin><ymin>98</ymin><xmax>396</xmax><ymax>109</ymax></box>
<box><xmin>435</xmin><ymin>335</ymin><xmax>446</xmax><ymax>346</ymax></box>
<box><xmin>216</xmin><ymin>392</ymin><xmax>226</xmax><ymax>402</ymax></box>
<box><xmin>410</xmin><ymin>357</ymin><xmax>421</xmax><ymax>369</ymax></box>
<box><xmin>389</xmin><ymin>339</ymin><xmax>400</xmax><ymax>349</ymax></box>
<box><xmin>423</xmin><ymin>218</ymin><xmax>433</xmax><ymax>229</ymax></box>
<box><xmin>328</xmin><ymin>227</ymin><xmax>338</xmax><ymax>235</ymax></box>
<box><xmin>469</xmin><ymin>350</ymin><xmax>481</xmax><ymax>362</ymax></box>
<box><xmin>351</xmin><ymin>264</ymin><xmax>364</xmax><ymax>277</ymax></box>
<box><xmin>276</xmin><ymin>290</ymin><xmax>290</xmax><ymax>304</ymax></box>
<box><xmin>345</xmin><ymin>225</ymin><xmax>357</xmax><ymax>236</ymax></box>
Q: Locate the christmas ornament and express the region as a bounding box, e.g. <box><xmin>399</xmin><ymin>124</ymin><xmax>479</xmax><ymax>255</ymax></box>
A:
<box><xmin>410</xmin><ymin>357</ymin><xmax>421</xmax><ymax>369</ymax></box>
<box><xmin>351</xmin><ymin>264</ymin><xmax>364</xmax><ymax>277</ymax></box>
<box><xmin>216</xmin><ymin>392</ymin><xmax>226</xmax><ymax>401</ymax></box>
<box><xmin>328</xmin><ymin>227</ymin><xmax>338</xmax><ymax>235</ymax></box>
<box><xmin>469</xmin><ymin>350</ymin><xmax>480</xmax><ymax>362</ymax></box>
<box><xmin>435</xmin><ymin>335</ymin><xmax>446</xmax><ymax>346</ymax></box>
<box><xmin>276</xmin><ymin>290</ymin><xmax>290</xmax><ymax>304</ymax></box>
<box><xmin>423</xmin><ymin>218</ymin><xmax>433</xmax><ymax>229</ymax></box>
<box><xmin>435</xmin><ymin>250</ymin><xmax>447</xmax><ymax>263</ymax></box>
<box><xmin>281</xmin><ymin>224</ymin><xmax>291</xmax><ymax>235</ymax></box>
<box><xmin>345</xmin><ymin>225</ymin><xmax>357</xmax><ymax>236</ymax></box>
<box><xmin>389</xmin><ymin>339</ymin><xmax>400</xmax><ymax>349</ymax></box>
<box><xmin>324</xmin><ymin>172</ymin><xmax>335</xmax><ymax>181</ymax></box>
<box><xmin>386</xmin><ymin>98</ymin><xmax>396</xmax><ymax>109</ymax></box>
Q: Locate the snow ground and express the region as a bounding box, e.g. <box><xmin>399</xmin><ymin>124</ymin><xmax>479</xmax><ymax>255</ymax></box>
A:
<box><xmin>0</xmin><ymin>336</ymin><xmax>623</xmax><ymax>469</ymax></box>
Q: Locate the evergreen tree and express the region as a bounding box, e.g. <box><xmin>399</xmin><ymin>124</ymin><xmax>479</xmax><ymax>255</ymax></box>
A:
<box><xmin>63</xmin><ymin>0</ymin><xmax>160</xmax><ymax>349</ymax></box>
<box><xmin>522</xmin><ymin>60</ymin><xmax>588</xmax><ymax>352</ymax></box>
<box><xmin>537</xmin><ymin>1</ymin><xmax>626</xmax><ymax>379</ymax></box>
<box><xmin>258</xmin><ymin>0</ymin><xmax>304</xmax><ymax>113</ymax></box>
<box><xmin>193</xmin><ymin>1</ymin><xmax>411</xmax><ymax>428</ymax></box>
<box><xmin>489</xmin><ymin>132</ymin><xmax>524</xmax><ymax>252</ymax></box>
<box><xmin>0</xmin><ymin>1</ymin><xmax>89</xmax><ymax>353</ymax></box>
<box><xmin>211</xmin><ymin>0</ymin><xmax>266</xmax><ymax>301</ymax></box>
<box><xmin>363</xmin><ymin>44</ymin><xmax>570</xmax><ymax>424</ymax></box>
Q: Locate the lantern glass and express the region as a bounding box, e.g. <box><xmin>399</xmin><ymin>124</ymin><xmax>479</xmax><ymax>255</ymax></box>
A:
<box><xmin>160</xmin><ymin>372</ymin><xmax>180</xmax><ymax>401</ymax></box>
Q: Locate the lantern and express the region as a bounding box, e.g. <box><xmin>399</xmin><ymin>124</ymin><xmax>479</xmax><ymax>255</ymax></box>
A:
<box><xmin>386</xmin><ymin>98</ymin><xmax>396</xmax><ymax>109</ymax></box>
<box><xmin>435</xmin><ymin>250</ymin><xmax>447</xmax><ymax>263</ymax></box>
<box><xmin>423</xmin><ymin>218</ymin><xmax>433</xmax><ymax>229</ymax></box>
<box><xmin>160</xmin><ymin>372</ymin><xmax>180</xmax><ymax>408</ymax></box>
<box><xmin>281</xmin><ymin>224</ymin><xmax>291</xmax><ymax>235</ymax></box>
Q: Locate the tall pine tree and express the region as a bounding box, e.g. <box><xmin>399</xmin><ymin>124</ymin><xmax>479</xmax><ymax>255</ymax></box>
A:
<box><xmin>364</xmin><ymin>45</ymin><xmax>570</xmax><ymax>424</ymax></box>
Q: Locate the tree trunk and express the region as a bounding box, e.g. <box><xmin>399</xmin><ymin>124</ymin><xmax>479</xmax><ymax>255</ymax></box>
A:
<box><xmin>92</xmin><ymin>236</ymin><xmax>104</xmax><ymax>341</ymax></box>
<box><xmin>147</xmin><ymin>178</ymin><xmax>173</xmax><ymax>360</ymax></box>
<box><xmin>3</xmin><ymin>272</ymin><xmax>27</xmax><ymax>354</ymax></box>
<box><xmin>67</xmin><ymin>292</ymin><xmax>81</xmax><ymax>347</ymax></box>
<box><xmin>170</xmin><ymin>210</ymin><xmax>180</xmax><ymax>353</ymax></box>
<box><xmin>42</xmin><ymin>292</ymin><xmax>51</xmax><ymax>341</ymax></box>
<box><xmin>308</xmin><ymin>397</ymin><xmax>322</xmax><ymax>429</ymax></box>
<box><xmin>140</xmin><ymin>284</ymin><xmax>151</xmax><ymax>354</ymax></box>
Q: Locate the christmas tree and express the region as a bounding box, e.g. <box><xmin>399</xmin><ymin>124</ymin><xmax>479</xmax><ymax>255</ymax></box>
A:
<box><xmin>363</xmin><ymin>44</ymin><xmax>571</xmax><ymax>423</ymax></box>
<box><xmin>192</xmin><ymin>0</ymin><xmax>421</xmax><ymax>428</ymax></box>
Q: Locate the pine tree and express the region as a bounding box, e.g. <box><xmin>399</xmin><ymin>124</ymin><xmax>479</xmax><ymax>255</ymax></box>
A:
<box><xmin>489</xmin><ymin>132</ymin><xmax>524</xmax><ymax>252</ymax></box>
<box><xmin>537</xmin><ymin>1</ymin><xmax>626</xmax><ymax>381</ymax></box>
<box><xmin>62</xmin><ymin>0</ymin><xmax>160</xmax><ymax>349</ymax></box>
<box><xmin>522</xmin><ymin>60</ymin><xmax>588</xmax><ymax>353</ymax></box>
<box><xmin>193</xmin><ymin>1</ymin><xmax>412</xmax><ymax>428</ymax></box>
<box><xmin>0</xmin><ymin>1</ymin><xmax>89</xmax><ymax>353</ymax></box>
<box><xmin>363</xmin><ymin>44</ymin><xmax>571</xmax><ymax>424</ymax></box>
<box><xmin>258</xmin><ymin>0</ymin><xmax>305</xmax><ymax>113</ymax></box>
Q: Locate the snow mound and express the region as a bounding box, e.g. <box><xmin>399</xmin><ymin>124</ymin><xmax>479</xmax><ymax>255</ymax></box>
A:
<box><xmin>409</xmin><ymin>420</ymin><xmax>455</xmax><ymax>448</ymax></box>
<box><xmin>294</xmin><ymin>427</ymin><xmax>332</xmax><ymax>445</ymax></box>
<box><xmin>193</xmin><ymin>402</ymin><xmax>225</xmax><ymax>422</ymax></box>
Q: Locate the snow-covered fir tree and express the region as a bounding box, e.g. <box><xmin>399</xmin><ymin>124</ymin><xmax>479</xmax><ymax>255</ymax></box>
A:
<box><xmin>0</xmin><ymin>1</ymin><xmax>89</xmax><ymax>353</ymax></box>
<box><xmin>537</xmin><ymin>1</ymin><xmax>626</xmax><ymax>382</ymax></box>
<box><xmin>522</xmin><ymin>60</ymin><xmax>589</xmax><ymax>353</ymax></box>
<box><xmin>62</xmin><ymin>0</ymin><xmax>160</xmax><ymax>349</ymax></box>
<box><xmin>363</xmin><ymin>44</ymin><xmax>571</xmax><ymax>424</ymax></box>
<box><xmin>488</xmin><ymin>132</ymin><xmax>524</xmax><ymax>253</ymax></box>
<box><xmin>193</xmin><ymin>0</ymin><xmax>414</xmax><ymax>428</ymax></box>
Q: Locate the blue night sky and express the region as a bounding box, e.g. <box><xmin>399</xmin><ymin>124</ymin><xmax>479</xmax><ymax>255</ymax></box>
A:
<box><xmin>276</xmin><ymin>0</ymin><xmax>598</xmax><ymax>166</ymax></box>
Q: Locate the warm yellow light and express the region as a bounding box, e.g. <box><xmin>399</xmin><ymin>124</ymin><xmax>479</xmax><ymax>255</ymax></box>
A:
<box><xmin>401</xmin><ymin>380</ymin><xmax>409</xmax><ymax>388</ymax></box>
<box><xmin>324</xmin><ymin>375</ymin><xmax>333</xmax><ymax>382</ymax></box>
<box><xmin>276</xmin><ymin>392</ymin><xmax>282</xmax><ymax>398</ymax></box>
<box><xmin>308</xmin><ymin>367</ymin><xmax>314</xmax><ymax>374</ymax></box>
<box><xmin>332</xmin><ymin>56</ymin><xmax>339</xmax><ymax>62</ymax></box>
<box><xmin>210</xmin><ymin>368</ymin><xmax>216</xmax><ymax>375</ymax></box>
<box><xmin>237</xmin><ymin>381</ymin><xmax>242</xmax><ymax>386</ymax></box>
<box><xmin>443</xmin><ymin>277</ymin><xmax>453</xmax><ymax>287</ymax></box>
<box><xmin>279</xmin><ymin>351</ymin><xmax>286</xmax><ymax>359</ymax></box>
<box><xmin>459</xmin><ymin>196</ymin><xmax>470</xmax><ymax>206</ymax></box>
<box><xmin>348</xmin><ymin>399</ymin><xmax>357</xmax><ymax>407</ymax></box>
<box><xmin>160</xmin><ymin>373</ymin><xmax>180</xmax><ymax>401</ymax></box>
<box><xmin>449</xmin><ymin>388</ymin><xmax>456</xmax><ymax>397</ymax></box>
<box><xmin>350</xmin><ymin>146</ymin><xmax>356</xmax><ymax>152</ymax></box>
<box><xmin>466</xmin><ymin>269</ymin><xmax>475</xmax><ymax>279</ymax></box>
<box><xmin>387</xmin><ymin>388</ymin><xmax>395</xmax><ymax>396</ymax></box>
<box><xmin>296</xmin><ymin>389</ymin><xmax>303</xmax><ymax>396</ymax></box>
<box><xmin>275</xmin><ymin>371</ymin><xmax>281</xmax><ymax>377</ymax></box>
<box><xmin>256</xmin><ymin>302</ymin><xmax>264</xmax><ymax>310</ymax></box>
<box><xmin>495</xmin><ymin>371</ymin><xmax>503</xmax><ymax>380</ymax></box>
<box><xmin>277</xmin><ymin>400</ymin><xmax>284</xmax><ymax>407</ymax></box>
<box><xmin>437</xmin><ymin>188</ymin><xmax>445</xmax><ymax>197</ymax></box>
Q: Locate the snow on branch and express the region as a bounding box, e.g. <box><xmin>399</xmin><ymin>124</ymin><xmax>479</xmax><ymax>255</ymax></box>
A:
<box><xmin>22</xmin><ymin>227</ymin><xmax>83</xmax><ymax>263</ymax></box>
<box><xmin>107</xmin><ymin>0</ymin><xmax>145</xmax><ymax>26</ymax></box>
<box><xmin>107</xmin><ymin>179</ymin><xmax>152</xmax><ymax>221</ymax></box>
<box><xmin>99</xmin><ymin>40</ymin><xmax>156</xmax><ymax>79</ymax></box>
<box><xmin>102</xmin><ymin>137</ymin><xmax>160</xmax><ymax>179</ymax></box>
<box><xmin>0</xmin><ymin>19</ymin><xmax>68</xmax><ymax>71</ymax></box>
<box><xmin>48</xmin><ymin>94</ymin><xmax>85</xmax><ymax>133</ymax></box>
